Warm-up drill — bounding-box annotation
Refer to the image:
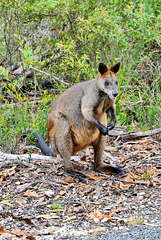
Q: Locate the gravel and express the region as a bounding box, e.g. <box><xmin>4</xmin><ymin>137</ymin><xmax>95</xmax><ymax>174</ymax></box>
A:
<box><xmin>99</xmin><ymin>226</ymin><xmax>161</xmax><ymax>240</ymax></box>
<box><xmin>34</xmin><ymin>225</ymin><xmax>161</xmax><ymax>240</ymax></box>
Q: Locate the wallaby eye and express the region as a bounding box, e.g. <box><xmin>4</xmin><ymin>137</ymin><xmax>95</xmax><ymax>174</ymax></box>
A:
<box><xmin>104</xmin><ymin>81</ymin><xmax>109</xmax><ymax>87</ymax></box>
<box><xmin>115</xmin><ymin>81</ymin><xmax>118</xmax><ymax>85</ymax></box>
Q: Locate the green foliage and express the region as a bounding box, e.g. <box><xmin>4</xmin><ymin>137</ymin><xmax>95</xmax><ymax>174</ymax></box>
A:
<box><xmin>0</xmin><ymin>34</ymin><xmax>40</xmax><ymax>101</ymax></box>
<box><xmin>117</xmin><ymin>78</ymin><xmax>161</xmax><ymax>130</ymax></box>
<box><xmin>0</xmin><ymin>0</ymin><xmax>161</xmax><ymax>151</ymax></box>
<box><xmin>6</xmin><ymin>206</ymin><xmax>12</xmax><ymax>210</ymax></box>
<box><xmin>128</xmin><ymin>217</ymin><xmax>144</xmax><ymax>226</ymax></box>
<box><xmin>51</xmin><ymin>201</ymin><xmax>63</xmax><ymax>214</ymax></box>
<box><xmin>0</xmin><ymin>100</ymin><xmax>52</xmax><ymax>152</ymax></box>
<box><xmin>141</xmin><ymin>172</ymin><xmax>151</xmax><ymax>180</ymax></box>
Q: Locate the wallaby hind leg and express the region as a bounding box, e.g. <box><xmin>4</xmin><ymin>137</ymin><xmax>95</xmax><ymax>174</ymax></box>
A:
<box><xmin>93</xmin><ymin>134</ymin><xmax>123</xmax><ymax>175</ymax></box>
<box><xmin>49</xmin><ymin>113</ymin><xmax>74</xmax><ymax>172</ymax></box>
<box><xmin>55</xmin><ymin>125</ymin><xmax>88</xmax><ymax>182</ymax></box>
<box><xmin>53</xmin><ymin>113</ymin><xmax>88</xmax><ymax>182</ymax></box>
<box><xmin>93</xmin><ymin>134</ymin><xmax>107</xmax><ymax>171</ymax></box>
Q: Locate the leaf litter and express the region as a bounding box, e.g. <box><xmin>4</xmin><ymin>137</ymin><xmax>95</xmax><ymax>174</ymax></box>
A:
<box><xmin>0</xmin><ymin>131</ymin><xmax>161</xmax><ymax>239</ymax></box>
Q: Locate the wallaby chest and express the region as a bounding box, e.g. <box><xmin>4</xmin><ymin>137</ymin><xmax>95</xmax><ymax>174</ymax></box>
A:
<box><xmin>94</xmin><ymin>95</ymin><xmax>111</xmax><ymax>116</ymax></box>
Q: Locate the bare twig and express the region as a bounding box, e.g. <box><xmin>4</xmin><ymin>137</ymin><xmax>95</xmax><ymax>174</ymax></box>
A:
<box><xmin>119</xmin><ymin>178</ymin><xmax>161</xmax><ymax>185</ymax></box>
<box><xmin>104</xmin><ymin>152</ymin><xmax>120</xmax><ymax>165</ymax></box>
<box><xmin>30</xmin><ymin>67</ymin><xmax>70</xmax><ymax>86</ymax></box>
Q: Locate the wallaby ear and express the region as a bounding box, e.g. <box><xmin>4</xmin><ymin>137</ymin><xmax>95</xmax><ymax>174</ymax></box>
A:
<box><xmin>98</xmin><ymin>63</ymin><xmax>108</xmax><ymax>75</ymax></box>
<box><xmin>109</xmin><ymin>62</ymin><xmax>121</xmax><ymax>73</ymax></box>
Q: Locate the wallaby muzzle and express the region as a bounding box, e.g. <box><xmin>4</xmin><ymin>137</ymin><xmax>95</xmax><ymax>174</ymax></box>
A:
<box><xmin>112</xmin><ymin>92</ymin><xmax>118</xmax><ymax>98</ymax></box>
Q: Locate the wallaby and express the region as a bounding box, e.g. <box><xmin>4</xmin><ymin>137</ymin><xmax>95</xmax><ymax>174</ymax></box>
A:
<box><xmin>25</xmin><ymin>62</ymin><xmax>122</xmax><ymax>180</ymax></box>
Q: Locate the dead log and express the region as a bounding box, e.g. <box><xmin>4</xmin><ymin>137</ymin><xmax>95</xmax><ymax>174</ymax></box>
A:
<box><xmin>109</xmin><ymin>127</ymin><xmax>161</xmax><ymax>139</ymax></box>
<box><xmin>0</xmin><ymin>151</ymin><xmax>56</xmax><ymax>164</ymax></box>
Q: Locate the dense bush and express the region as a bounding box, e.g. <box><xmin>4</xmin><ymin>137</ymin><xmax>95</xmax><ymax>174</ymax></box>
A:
<box><xmin>0</xmin><ymin>0</ymin><xmax>160</xmax><ymax>151</ymax></box>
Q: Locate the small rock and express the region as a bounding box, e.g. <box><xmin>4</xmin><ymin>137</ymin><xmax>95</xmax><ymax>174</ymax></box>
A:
<box><xmin>94</xmin><ymin>217</ymin><xmax>100</xmax><ymax>223</ymax></box>
<box><xmin>0</xmin><ymin>204</ymin><xmax>3</xmax><ymax>211</ymax></box>
<box><xmin>138</xmin><ymin>191</ymin><xmax>145</xmax><ymax>196</ymax></box>
<box><xmin>101</xmin><ymin>217</ymin><xmax>109</xmax><ymax>223</ymax></box>
<box><xmin>44</xmin><ymin>190</ymin><xmax>55</xmax><ymax>196</ymax></box>
<box><xmin>138</xmin><ymin>196</ymin><xmax>144</xmax><ymax>200</ymax></box>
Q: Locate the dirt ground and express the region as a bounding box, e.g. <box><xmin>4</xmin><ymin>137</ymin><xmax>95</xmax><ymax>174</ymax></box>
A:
<box><xmin>0</xmin><ymin>128</ymin><xmax>161</xmax><ymax>239</ymax></box>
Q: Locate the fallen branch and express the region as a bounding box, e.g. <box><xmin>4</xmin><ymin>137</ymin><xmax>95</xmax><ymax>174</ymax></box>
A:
<box><xmin>109</xmin><ymin>127</ymin><xmax>161</xmax><ymax>139</ymax></box>
<box><xmin>0</xmin><ymin>151</ymin><xmax>56</xmax><ymax>163</ymax></box>
<box><xmin>30</xmin><ymin>67</ymin><xmax>70</xmax><ymax>86</ymax></box>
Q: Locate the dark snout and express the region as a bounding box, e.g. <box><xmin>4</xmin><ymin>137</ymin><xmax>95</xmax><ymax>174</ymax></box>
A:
<box><xmin>112</xmin><ymin>92</ymin><xmax>118</xmax><ymax>98</ymax></box>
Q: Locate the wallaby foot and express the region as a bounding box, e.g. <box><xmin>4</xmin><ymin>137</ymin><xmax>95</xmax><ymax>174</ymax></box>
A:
<box><xmin>95</xmin><ymin>164</ymin><xmax>123</xmax><ymax>175</ymax></box>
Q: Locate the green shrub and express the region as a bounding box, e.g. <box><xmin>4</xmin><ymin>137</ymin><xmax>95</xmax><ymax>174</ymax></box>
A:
<box><xmin>0</xmin><ymin>0</ymin><xmax>160</xmax><ymax>152</ymax></box>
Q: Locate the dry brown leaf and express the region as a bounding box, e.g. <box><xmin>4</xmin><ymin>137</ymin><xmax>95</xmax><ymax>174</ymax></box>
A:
<box><xmin>101</xmin><ymin>196</ymin><xmax>112</xmax><ymax>200</ymax></box>
<box><xmin>123</xmin><ymin>175</ymin><xmax>134</xmax><ymax>181</ymax></box>
<box><xmin>108</xmin><ymin>183</ymin><xmax>119</xmax><ymax>190</ymax></box>
<box><xmin>54</xmin><ymin>180</ymin><xmax>68</xmax><ymax>185</ymax></box>
<box><xmin>154</xmin><ymin>178</ymin><xmax>161</xmax><ymax>183</ymax></box>
<box><xmin>0</xmin><ymin>175</ymin><xmax>6</xmax><ymax>181</ymax></box>
<box><xmin>49</xmin><ymin>169</ymin><xmax>56</xmax><ymax>173</ymax></box>
<box><xmin>0</xmin><ymin>228</ymin><xmax>9</xmax><ymax>234</ymax></box>
<box><xmin>65</xmin><ymin>178</ymin><xmax>75</xmax><ymax>183</ymax></box>
<box><xmin>68</xmin><ymin>206</ymin><xmax>72</xmax><ymax>213</ymax></box>
<box><xmin>76</xmin><ymin>206</ymin><xmax>84</xmax><ymax>213</ymax></box>
<box><xmin>139</xmin><ymin>139</ymin><xmax>147</xmax><ymax>143</ymax></box>
<box><xmin>130</xmin><ymin>172</ymin><xmax>140</xmax><ymax>180</ymax></box>
<box><xmin>120</xmin><ymin>182</ymin><xmax>133</xmax><ymax>190</ymax></box>
<box><xmin>59</xmin><ymin>190</ymin><xmax>66</xmax><ymax>196</ymax></box>
<box><xmin>23</xmin><ymin>190</ymin><xmax>40</xmax><ymax>198</ymax></box>
<box><xmin>19</xmin><ymin>144</ymin><xmax>25</xmax><ymax>149</ymax></box>
<box><xmin>26</xmin><ymin>236</ymin><xmax>36</xmax><ymax>240</ymax></box>
<box><xmin>48</xmin><ymin>227</ymin><xmax>59</xmax><ymax>233</ymax></box>
<box><xmin>81</xmin><ymin>186</ymin><xmax>95</xmax><ymax>195</ymax></box>
<box><xmin>0</xmin><ymin>200</ymin><xmax>13</xmax><ymax>207</ymax></box>
<box><xmin>89</xmin><ymin>208</ymin><xmax>110</xmax><ymax>221</ymax></box>
<box><xmin>103</xmin><ymin>212</ymin><xmax>112</xmax><ymax>220</ymax></box>
<box><xmin>0</xmin><ymin>166</ymin><xmax>16</xmax><ymax>177</ymax></box>
<box><xmin>0</xmin><ymin>228</ymin><xmax>26</xmax><ymax>238</ymax></box>
<box><xmin>117</xmin><ymin>199</ymin><xmax>124</xmax><ymax>204</ymax></box>
<box><xmin>11</xmin><ymin>230</ymin><xmax>26</xmax><ymax>237</ymax></box>
<box><xmin>16</xmin><ymin>199</ymin><xmax>26</xmax><ymax>207</ymax></box>
<box><xmin>54</xmin><ymin>195</ymin><xmax>60</xmax><ymax>200</ymax></box>
<box><xmin>86</xmin><ymin>174</ymin><xmax>104</xmax><ymax>181</ymax></box>
<box><xmin>93</xmin><ymin>201</ymin><xmax>100</xmax><ymax>205</ymax></box>
<box><xmin>147</xmin><ymin>168</ymin><xmax>156</xmax><ymax>175</ymax></box>
<box><xmin>112</xmin><ymin>207</ymin><xmax>127</xmax><ymax>213</ymax></box>
<box><xmin>40</xmin><ymin>161</ymin><xmax>49</xmax><ymax>167</ymax></box>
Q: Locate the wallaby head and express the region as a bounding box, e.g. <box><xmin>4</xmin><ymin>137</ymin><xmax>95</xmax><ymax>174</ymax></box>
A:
<box><xmin>97</xmin><ymin>62</ymin><xmax>120</xmax><ymax>100</ymax></box>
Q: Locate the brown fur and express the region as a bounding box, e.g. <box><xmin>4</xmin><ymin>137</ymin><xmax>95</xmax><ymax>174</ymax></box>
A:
<box><xmin>47</xmin><ymin>62</ymin><xmax>121</xmax><ymax>174</ymax></box>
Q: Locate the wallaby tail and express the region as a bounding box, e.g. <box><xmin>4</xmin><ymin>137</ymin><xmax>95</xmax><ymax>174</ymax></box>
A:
<box><xmin>21</xmin><ymin>130</ymin><xmax>57</xmax><ymax>157</ymax></box>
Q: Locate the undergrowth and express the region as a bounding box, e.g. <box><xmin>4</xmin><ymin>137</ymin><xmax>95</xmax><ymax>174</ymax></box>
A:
<box><xmin>0</xmin><ymin>99</ymin><xmax>52</xmax><ymax>153</ymax></box>
<box><xmin>0</xmin><ymin>0</ymin><xmax>161</xmax><ymax>152</ymax></box>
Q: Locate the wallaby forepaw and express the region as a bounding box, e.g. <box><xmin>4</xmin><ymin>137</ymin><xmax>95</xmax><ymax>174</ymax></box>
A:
<box><xmin>99</xmin><ymin>126</ymin><xmax>108</xmax><ymax>135</ymax></box>
<box><xmin>107</xmin><ymin>123</ymin><xmax>115</xmax><ymax>131</ymax></box>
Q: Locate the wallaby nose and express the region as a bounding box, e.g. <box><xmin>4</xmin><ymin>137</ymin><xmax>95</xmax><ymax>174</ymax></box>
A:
<box><xmin>112</xmin><ymin>92</ymin><xmax>118</xmax><ymax>98</ymax></box>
